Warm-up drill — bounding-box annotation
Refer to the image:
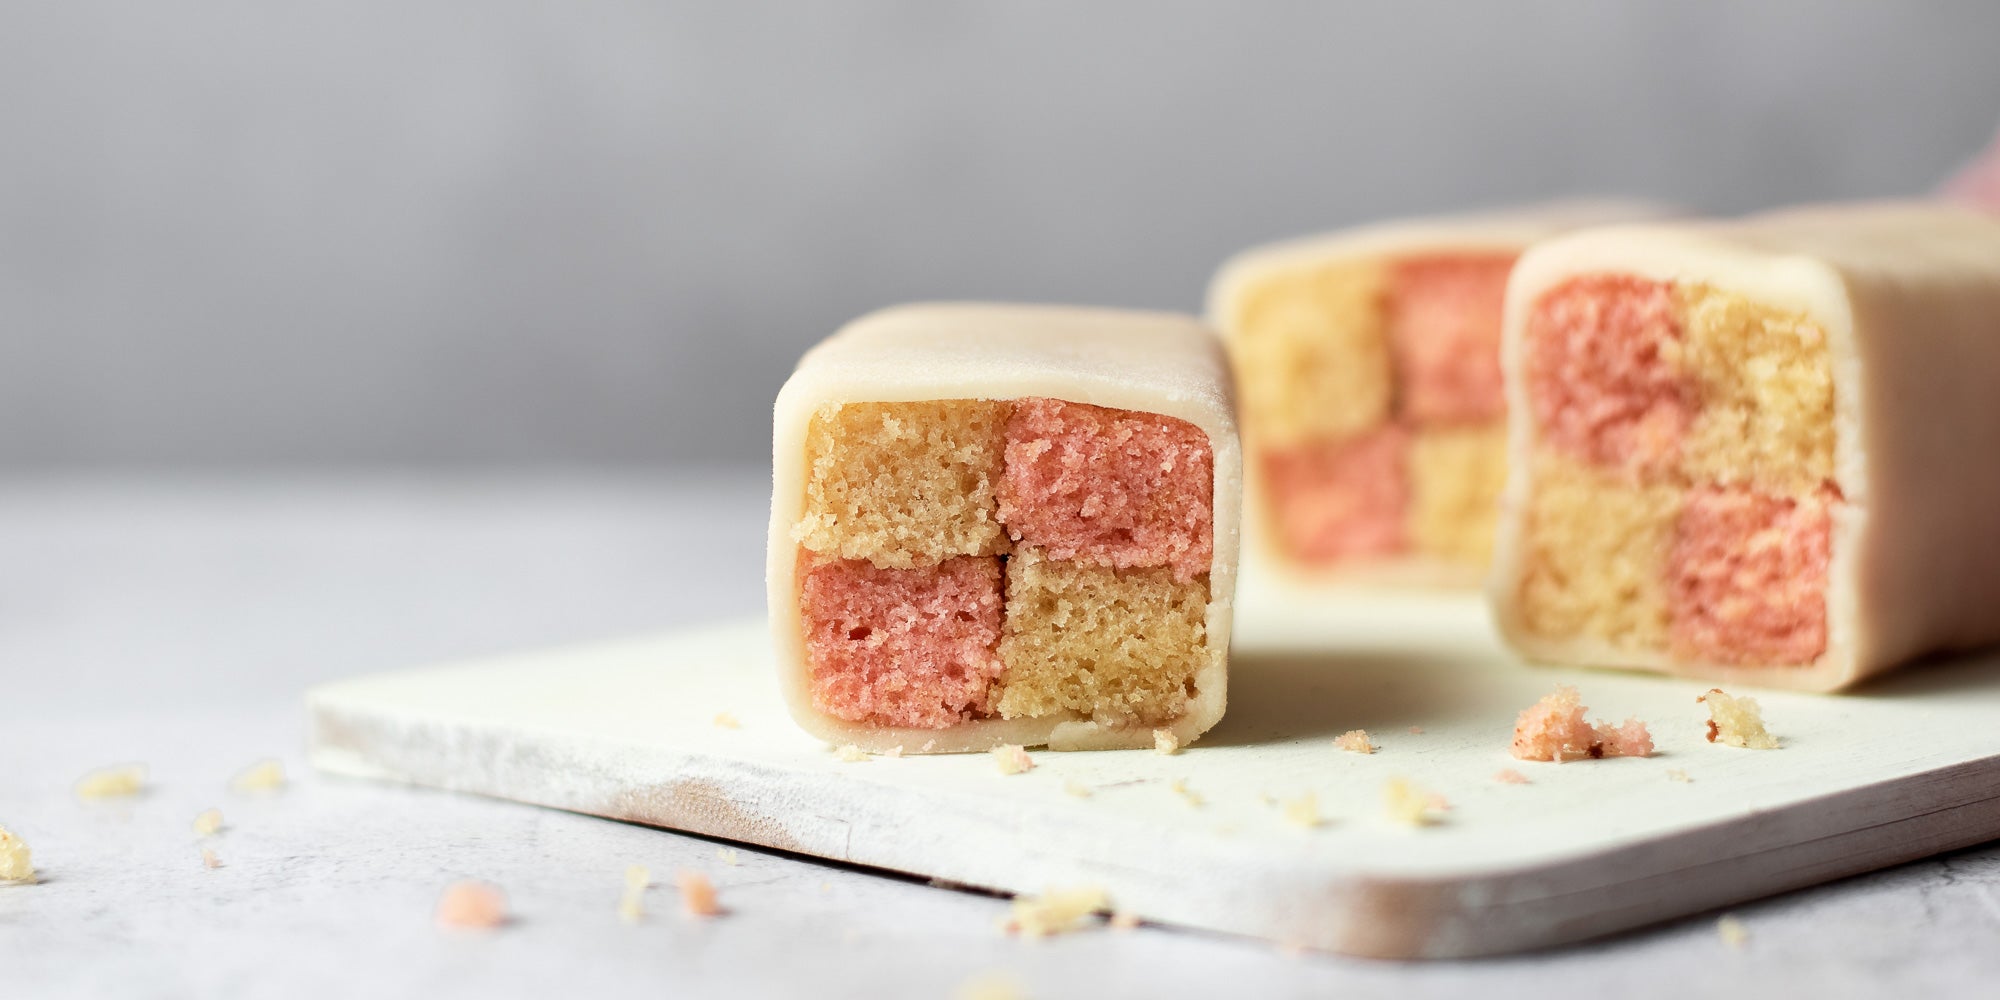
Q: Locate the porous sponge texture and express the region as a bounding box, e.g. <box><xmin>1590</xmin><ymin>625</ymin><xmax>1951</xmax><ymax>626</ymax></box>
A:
<box><xmin>793</xmin><ymin>400</ymin><xmax>1011</xmax><ymax>568</ymax></box>
<box><xmin>798</xmin><ymin>554</ymin><xmax>1006</xmax><ymax>729</ymax></box>
<box><xmin>1525</xmin><ymin>275</ymin><xmax>1692</xmax><ymax>478</ymax></box>
<box><xmin>1515</xmin><ymin>278</ymin><xmax>1839</xmax><ymax>667</ymax></box>
<box><xmin>1517</xmin><ymin>454</ymin><xmax>1680</xmax><ymax>650</ymax></box>
<box><xmin>791</xmin><ymin>394</ymin><xmax>1218</xmax><ymax>732</ymax></box>
<box><xmin>1668</xmin><ymin>487</ymin><xmax>1834</xmax><ymax>665</ymax></box>
<box><xmin>1409</xmin><ymin>425</ymin><xmax>1508</xmax><ymax>564</ymax></box>
<box><xmin>1232</xmin><ymin>251</ymin><xmax>1518</xmax><ymax>574</ymax></box>
<box><xmin>1228</xmin><ymin>261</ymin><xmax>1393</xmax><ymax>446</ymax></box>
<box><xmin>996</xmin><ymin>548</ymin><xmax>1209</xmax><ymax>727</ymax></box>
<box><xmin>998</xmin><ymin>398</ymin><xmax>1214</xmax><ymax>582</ymax></box>
<box><xmin>1387</xmin><ymin>254</ymin><xmax>1515</xmax><ymax>425</ymax></box>
<box><xmin>1259</xmin><ymin>426</ymin><xmax>1411</xmax><ymax>563</ymax></box>
<box><xmin>1678</xmin><ymin>286</ymin><xmax>1836</xmax><ymax>493</ymax></box>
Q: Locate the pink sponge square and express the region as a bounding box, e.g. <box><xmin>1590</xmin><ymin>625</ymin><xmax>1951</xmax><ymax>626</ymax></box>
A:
<box><xmin>1668</xmin><ymin>487</ymin><xmax>1834</xmax><ymax>665</ymax></box>
<box><xmin>997</xmin><ymin>398</ymin><xmax>1215</xmax><ymax>581</ymax></box>
<box><xmin>1387</xmin><ymin>254</ymin><xmax>1515</xmax><ymax>425</ymax></box>
<box><xmin>798</xmin><ymin>555</ymin><xmax>1005</xmax><ymax>729</ymax></box>
<box><xmin>1525</xmin><ymin>275</ymin><xmax>1692</xmax><ymax>476</ymax></box>
<box><xmin>1259</xmin><ymin>425</ymin><xmax>1411</xmax><ymax>564</ymax></box>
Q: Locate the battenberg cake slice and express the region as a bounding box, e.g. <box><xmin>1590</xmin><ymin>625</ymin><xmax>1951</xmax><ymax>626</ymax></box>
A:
<box><xmin>769</xmin><ymin>303</ymin><xmax>1242</xmax><ymax>752</ymax></box>
<box><xmin>1488</xmin><ymin>203</ymin><xmax>2000</xmax><ymax>691</ymax></box>
<box><xmin>1206</xmin><ymin>201</ymin><xmax>1669</xmax><ymax>588</ymax></box>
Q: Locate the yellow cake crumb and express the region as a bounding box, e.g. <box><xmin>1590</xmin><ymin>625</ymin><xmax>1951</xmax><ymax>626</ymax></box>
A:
<box><xmin>881</xmin><ymin>745</ymin><xmax>904</xmax><ymax>759</ymax></box>
<box><xmin>920</xmin><ymin>740</ymin><xmax>937</xmax><ymax>753</ymax></box>
<box><xmin>1335</xmin><ymin>730</ymin><xmax>1376</xmax><ymax>754</ymax></box>
<box><xmin>1517</xmin><ymin>453</ymin><xmax>1678</xmax><ymax>648</ymax></box>
<box><xmin>1062</xmin><ymin>780</ymin><xmax>1094</xmax><ymax>799</ymax></box>
<box><xmin>0</xmin><ymin>825</ymin><xmax>35</xmax><ymax>884</ymax></box>
<box><xmin>711</xmin><ymin>712</ymin><xmax>741</xmax><ymax>730</ymax></box>
<box><xmin>1109</xmin><ymin>911</ymin><xmax>1141</xmax><ymax>931</ymax></box>
<box><xmin>832</xmin><ymin>744</ymin><xmax>869</xmax><ymax>763</ymax></box>
<box><xmin>995</xmin><ymin>548</ymin><xmax>1207</xmax><ymax>727</ymax></box>
<box><xmin>618</xmin><ymin>864</ymin><xmax>650</xmax><ymax>922</ymax></box>
<box><xmin>1170</xmin><ymin>779</ymin><xmax>1205</xmax><ymax>808</ymax></box>
<box><xmin>1383</xmin><ymin>777</ymin><xmax>1446</xmax><ymax>827</ymax></box>
<box><xmin>192</xmin><ymin>808</ymin><xmax>224</xmax><ymax>837</ymax></box>
<box><xmin>1408</xmin><ymin>424</ymin><xmax>1509</xmax><ymax>564</ymax></box>
<box><xmin>200</xmin><ymin>846</ymin><xmax>221</xmax><ymax>870</ymax></box>
<box><xmin>1003</xmin><ymin>885</ymin><xmax>1109</xmax><ymax>938</ymax></box>
<box><xmin>1228</xmin><ymin>259</ymin><xmax>1394</xmax><ymax>446</ymax></box>
<box><xmin>435</xmin><ymin>880</ymin><xmax>508</xmax><ymax>929</ymax></box>
<box><xmin>794</xmin><ymin>400</ymin><xmax>1012</xmax><ymax>568</ymax></box>
<box><xmin>1716</xmin><ymin>914</ymin><xmax>1749</xmax><ymax>949</ymax></box>
<box><xmin>1493</xmin><ymin>769</ymin><xmax>1530</xmax><ymax>785</ymax></box>
<box><xmin>1152</xmin><ymin>729</ymin><xmax>1181</xmax><ymax>755</ymax></box>
<box><xmin>1280</xmin><ymin>793</ymin><xmax>1323</xmax><ymax>829</ymax></box>
<box><xmin>991</xmin><ymin>745</ymin><xmax>1035</xmax><ymax>775</ymax></box>
<box><xmin>676</xmin><ymin>870</ymin><xmax>722</xmax><ymax>917</ymax></box>
<box><xmin>229</xmin><ymin>758</ymin><xmax>288</xmax><ymax>794</ymax></box>
<box><xmin>1699</xmin><ymin>689</ymin><xmax>1780</xmax><ymax>749</ymax></box>
<box><xmin>75</xmin><ymin>763</ymin><xmax>147</xmax><ymax>800</ymax></box>
<box><xmin>953</xmin><ymin>972</ymin><xmax>1026</xmax><ymax>1000</ymax></box>
<box><xmin>1667</xmin><ymin>768</ymin><xmax>1693</xmax><ymax>783</ymax></box>
<box><xmin>715</xmin><ymin>848</ymin><xmax>740</xmax><ymax>866</ymax></box>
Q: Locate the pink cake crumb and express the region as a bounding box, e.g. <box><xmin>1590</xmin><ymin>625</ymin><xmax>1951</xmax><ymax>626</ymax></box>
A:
<box><xmin>435</xmin><ymin>880</ymin><xmax>509</xmax><ymax>930</ymax></box>
<box><xmin>1595</xmin><ymin>717</ymin><xmax>1656</xmax><ymax>758</ymax></box>
<box><xmin>1509</xmin><ymin>685</ymin><xmax>1654</xmax><ymax>762</ymax></box>
<box><xmin>1525</xmin><ymin>275</ymin><xmax>1691</xmax><ymax>476</ymax></box>
<box><xmin>1492</xmin><ymin>768</ymin><xmax>1530</xmax><ymax>785</ymax></box>
<box><xmin>1387</xmin><ymin>254</ymin><xmax>1515</xmax><ymax>424</ymax></box>
<box><xmin>1261</xmin><ymin>425</ymin><xmax>1411</xmax><ymax>564</ymax></box>
<box><xmin>998</xmin><ymin>398</ymin><xmax>1215</xmax><ymax>581</ymax></box>
<box><xmin>799</xmin><ymin>554</ymin><xmax>1005</xmax><ymax>728</ymax></box>
<box><xmin>676</xmin><ymin>870</ymin><xmax>723</xmax><ymax>917</ymax></box>
<box><xmin>1668</xmin><ymin>487</ymin><xmax>1835</xmax><ymax>665</ymax></box>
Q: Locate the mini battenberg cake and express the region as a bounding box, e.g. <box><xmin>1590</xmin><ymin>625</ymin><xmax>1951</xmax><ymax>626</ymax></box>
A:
<box><xmin>1489</xmin><ymin>203</ymin><xmax>2000</xmax><ymax>690</ymax></box>
<box><xmin>768</xmin><ymin>303</ymin><xmax>1242</xmax><ymax>752</ymax></box>
<box><xmin>1206</xmin><ymin>202</ymin><xmax>1666</xmax><ymax>586</ymax></box>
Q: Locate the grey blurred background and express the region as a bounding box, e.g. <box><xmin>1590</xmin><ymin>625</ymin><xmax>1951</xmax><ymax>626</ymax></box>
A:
<box><xmin>3</xmin><ymin>1</ymin><xmax>1996</xmax><ymax>468</ymax></box>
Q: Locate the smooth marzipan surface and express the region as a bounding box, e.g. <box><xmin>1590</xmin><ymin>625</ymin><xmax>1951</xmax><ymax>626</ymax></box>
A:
<box><xmin>768</xmin><ymin>303</ymin><xmax>1242</xmax><ymax>752</ymax></box>
<box><xmin>1492</xmin><ymin>202</ymin><xmax>2000</xmax><ymax>690</ymax></box>
<box><xmin>1205</xmin><ymin>200</ymin><xmax>1674</xmax><ymax>337</ymax></box>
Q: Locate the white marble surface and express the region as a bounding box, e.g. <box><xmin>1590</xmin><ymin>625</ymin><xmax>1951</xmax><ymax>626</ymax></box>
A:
<box><xmin>5</xmin><ymin>470</ymin><xmax>2000</xmax><ymax>998</ymax></box>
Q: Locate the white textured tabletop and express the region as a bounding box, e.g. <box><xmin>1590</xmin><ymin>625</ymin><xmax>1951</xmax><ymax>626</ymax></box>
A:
<box><xmin>5</xmin><ymin>470</ymin><xmax>1999</xmax><ymax>998</ymax></box>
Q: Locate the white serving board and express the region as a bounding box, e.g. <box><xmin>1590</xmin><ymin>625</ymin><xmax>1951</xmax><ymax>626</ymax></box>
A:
<box><xmin>306</xmin><ymin>587</ymin><xmax>2000</xmax><ymax>959</ymax></box>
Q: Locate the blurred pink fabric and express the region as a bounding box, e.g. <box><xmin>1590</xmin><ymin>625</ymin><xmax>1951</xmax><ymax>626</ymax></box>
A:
<box><xmin>1941</xmin><ymin>125</ymin><xmax>2000</xmax><ymax>211</ymax></box>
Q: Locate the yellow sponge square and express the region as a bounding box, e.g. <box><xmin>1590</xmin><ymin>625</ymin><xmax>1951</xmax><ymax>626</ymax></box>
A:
<box><xmin>1517</xmin><ymin>454</ymin><xmax>1679</xmax><ymax>648</ymax></box>
<box><xmin>1408</xmin><ymin>424</ymin><xmax>1508</xmax><ymax>564</ymax></box>
<box><xmin>1227</xmin><ymin>261</ymin><xmax>1393</xmax><ymax>446</ymax></box>
<box><xmin>995</xmin><ymin>548</ymin><xmax>1207</xmax><ymax>726</ymax></box>
<box><xmin>1678</xmin><ymin>285</ymin><xmax>1835</xmax><ymax>493</ymax></box>
<box><xmin>792</xmin><ymin>400</ymin><xmax>1011</xmax><ymax>568</ymax></box>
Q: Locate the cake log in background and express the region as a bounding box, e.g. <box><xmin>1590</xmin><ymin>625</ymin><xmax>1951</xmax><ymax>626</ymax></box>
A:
<box><xmin>1488</xmin><ymin>202</ymin><xmax>2000</xmax><ymax>691</ymax></box>
<box><xmin>768</xmin><ymin>303</ymin><xmax>1242</xmax><ymax>752</ymax></box>
<box><xmin>1205</xmin><ymin>201</ymin><xmax>1669</xmax><ymax>590</ymax></box>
